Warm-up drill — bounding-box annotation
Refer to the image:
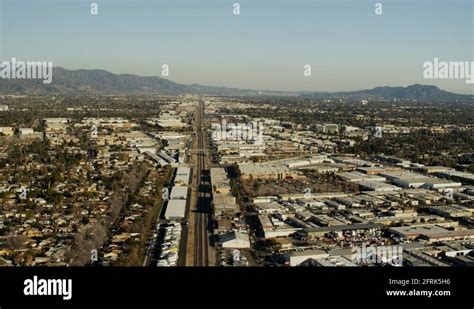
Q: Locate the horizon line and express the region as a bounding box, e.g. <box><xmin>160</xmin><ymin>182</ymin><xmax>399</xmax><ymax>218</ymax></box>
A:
<box><xmin>47</xmin><ymin>66</ymin><xmax>472</xmax><ymax>96</ymax></box>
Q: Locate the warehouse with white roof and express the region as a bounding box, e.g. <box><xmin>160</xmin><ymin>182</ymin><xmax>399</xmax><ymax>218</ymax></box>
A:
<box><xmin>164</xmin><ymin>199</ymin><xmax>186</xmax><ymax>219</ymax></box>
<box><xmin>170</xmin><ymin>186</ymin><xmax>189</xmax><ymax>200</ymax></box>
<box><xmin>174</xmin><ymin>167</ymin><xmax>191</xmax><ymax>186</ymax></box>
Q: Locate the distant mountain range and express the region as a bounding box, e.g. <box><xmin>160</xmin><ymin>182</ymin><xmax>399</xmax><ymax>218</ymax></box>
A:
<box><xmin>299</xmin><ymin>84</ymin><xmax>472</xmax><ymax>102</ymax></box>
<box><xmin>0</xmin><ymin>67</ymin><xmax>259</xmax><ymax>96</ymax></box>
<box><xmin>0</xmin><ymin>67</ymin><xmax>471</xmax><ymax>101</ymax></box>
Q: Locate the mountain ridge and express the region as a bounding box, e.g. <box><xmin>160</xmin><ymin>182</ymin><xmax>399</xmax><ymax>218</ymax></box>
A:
<box><xmin>0</xmin><ymin>67</ymin><xmax>471</xmax><ymax>101</ymax></box>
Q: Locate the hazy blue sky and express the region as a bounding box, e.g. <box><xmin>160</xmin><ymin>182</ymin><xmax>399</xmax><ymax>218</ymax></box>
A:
<box><xmin>1</xmin><ymin>0</ymin><xmax>473</xmax><ymax>93</ymax></box>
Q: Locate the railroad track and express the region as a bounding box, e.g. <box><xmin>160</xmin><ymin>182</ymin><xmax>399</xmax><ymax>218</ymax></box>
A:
<box><xmin>194</xmin><ymin>102</ymin><xmax>209</xmax><ymax>266</ymax></box>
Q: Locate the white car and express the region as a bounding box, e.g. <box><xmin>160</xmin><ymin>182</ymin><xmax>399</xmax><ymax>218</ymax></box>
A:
<box><xmin>157</xmin><ymin>260</ymin><xmax>169</xmax><ymax>267</ymax></box>
<box><xmin>168</xmin><ymin>252</ymin><xmax>178</xmax><ymax>258</ymax></box>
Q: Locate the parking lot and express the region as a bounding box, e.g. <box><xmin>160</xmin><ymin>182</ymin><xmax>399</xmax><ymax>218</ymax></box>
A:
<box><xmin>147</xmin><ymin>222</ymin><xmax>182</xmax><ymax>267</ymax></box>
